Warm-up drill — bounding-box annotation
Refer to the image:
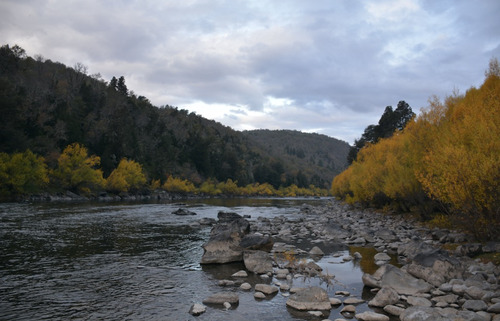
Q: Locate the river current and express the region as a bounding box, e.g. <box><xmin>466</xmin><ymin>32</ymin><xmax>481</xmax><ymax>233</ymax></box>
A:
<box><xmin>0</xmin><ymin>198</ymin><xmax>394</xmax><ymax>320</ymax></box>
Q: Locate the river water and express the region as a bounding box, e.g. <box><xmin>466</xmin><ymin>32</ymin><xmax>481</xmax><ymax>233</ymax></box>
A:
<box><xmin>0</xmin><ymin>198</ymin><xmax>396</xmax><ymax>321</ymax></box>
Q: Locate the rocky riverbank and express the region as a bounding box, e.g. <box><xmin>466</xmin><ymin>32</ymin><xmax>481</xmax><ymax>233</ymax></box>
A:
<box><xmin>193</xmin><ymin>199</ymin><xmax>500</xmax><ymax>321</ymax></box>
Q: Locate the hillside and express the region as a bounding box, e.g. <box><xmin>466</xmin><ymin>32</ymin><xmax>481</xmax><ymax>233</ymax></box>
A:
<box><xmin>0</xmin><ymin>44</ymin><xmax>348</xmax><ymax>190</ymax></box>
<box><xmin>243</xmin><ymin>130</ymin><xmax>349</xmax><ymax>188</ymax></box>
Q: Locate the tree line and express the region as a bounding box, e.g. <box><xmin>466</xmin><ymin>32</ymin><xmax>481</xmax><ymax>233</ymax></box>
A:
<box><xmin>331</xmin><ymin>59</ymin><xmax>500</xmax><ymax>240</ymax></box>
<box><xmin>0</xmin><ymin>143</ymin><xmax>329</xmax><ymax>198</ymax></box>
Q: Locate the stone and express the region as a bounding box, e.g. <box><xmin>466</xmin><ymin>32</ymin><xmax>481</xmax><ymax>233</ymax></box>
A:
<box><xmin>330</xmin><ymin>297</ymin><xmax>342</xmax><ymax>306</ymax></box>
<box><xmin>340</xmin><ymin>305</ymin><xmax>356</xmax><ymax>313</ymax></box>
<box><xmin>223</xmin><ymin>302</ymin><xmax>231</xmax><ymax>309</ymax></box>
<box><xmin>308</xmin><ymin>311</ymin><xmax>323</xmax><ymax>317</ymax></box>
<box><xmin>368</xmin><ymin>287</ymin><xmax>400</xmax><ymax>307</ymax></box>
<box><xmin>372</xmin><ymin>265</ymin><xmax>433</xmax><ymax>295</ymax></box>
<box><xmin>286</xmin><ymin>286</ymin><xmax>332</xmax><ymax>311</ymax></box>
<box><xmin>240</xmin><ymin>233</ymin><xmax>274</xmax><ymax>252</ymax></box>
<box><xmin>488</xmin><ymin>302</ymin><xmax>500</xmax><ymax>313</ymax></box>
<box><xmin>172</xmin><ymin>208</ymin><xmax>196</xmax><ymax>215</ymax></box>
<box><xmin>463</xmin><ymin>299</ymin><xmax>488</xmax><ymax>311</ymax></box>
<box><xmin>202</xmin><ymin>292</ymin><xmax>239</xmax><ymax>305</ymax></box>
<box><xmin>200</xmin><ymin>217</ymin><xmax>250</xmax><ymax>264</ymax></box>
<box><xmin>254</xmin><ymin>284</ymin><xmax>279</xmax><ymax>295</ymax></box>
<box><xmin>240</xmin><ymin>283</ymin><xmax>252</xmax><ymax>290</ymax></box>
<box><xmin>353</xmin><ymin>252</ymin><xmax>363</xmax><ymax>260</ymax></box>
<box><xmin>189</xmin><ymin>303</ymin><xmax>206</xmax><ymax>316</ymax></box>
<box><xmin>309</xmin><ymin>246</ymin><xmax>325</xmax><ymax>256</ymax></box>
<box><xmin>280</xmin><ymin>283</ymin><xmax>290</xmax><ymax>291</ymax></box>
<box><xmin>355</xmin><ymin>311</ymin><xmax>390</xmax><ymax>321</ymax></box>
<box><xmin>243</xmin><ymin>250</ymin><xmax>273</xmax><ymax>274</ymax></box>
<box><xmin>383</xmin><ymin>305</ymin><xmax>404</xmax><ymax>316</ymax></box>
<box><xmin>231</xmin><ymin>270</ymin><xmax>248</xmax><ymax>277</ymax></box>
<box><xmin>400</xmin><ymin>306</ymin><xmax>448</xmax><ymax>321</ymax></box>
<box><xmin>254</xmin><ymin>291</ymin><xmax>266</xmax><ymax>299</ymax></box>
<box><xmin>406</xmin><ymin>296</ymin><xmax>432</xmax><ymax>307</ymax></box>
<box><xmin>431</xmin><ymin>294</ymin><xmax>459</xmax><ymax>304</ymax></box>
<box><xmin>374</xmin><ymin>252</ymin><xmax>391</xmax><ymax>261</ymax></box>
<box><xmin>343</xmin><ymin>297</ymin><xmax>365</xmax><ymax>305</ymax></box>
<box><xmin>465</xmin><ymin>286</ymin><xmax>487</xmax><ymax>300</ymax></box>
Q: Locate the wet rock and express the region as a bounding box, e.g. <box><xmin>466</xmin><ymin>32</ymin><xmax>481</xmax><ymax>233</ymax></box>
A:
<box><xmin>240</xmin><ymin>282</ymin><xmax>252</xmax><ymax>290</ymax></box>
<box><xmin>329</xmin><ymin>297</ymin><xmax>342</xmax><ymax>306</ymax></box>
<box><xmin>254</xmin><ymin>292</ymin><xmax>266</xmax><ymax>299</ymax></box>
<box><xmin>286</xmin><ymin>286</ymin><xmax>332</xmax><ymax>311</ymax></box>
<box><xmin>231</xmin><ymin>270</ymin><xmax>248</xmax><ymax>277</ymax></box>
<box><xmin>172</xmin><ymin>208</ymin><xmax>196</xmax><ymax>215</ymax></box>
<box><xmin>199</xmin><ymin>217</ymin><xmax>216</xmax><ymax>225</ymax></box>
<box><xmin>243</xmin><ymin>250</ymin><xmax>273</xmax><ymax>274</ymax></box>
<box><xmin>368</xmin><ymin>287</ymin><xmax>399</xmax><ymax>307</ymax></box>
<box><xmin>374</xmin><ymin>252</ymin><xmax>391</xmax><ymax>262</ymax></box>
<box><xmin>189</xmin><ymin>303</ymin><xmax>206</xmax><ymax>316</ymax></box>
<box><xmin>202</xmin><ymin>292</ymin><xmax>239</xmax><ymax>305</ymax></box>
<box><xmin>341</xmin><ymin>304</ymin><xmax>356</xmax><ymax>314</ymax></box>
<box><xmin>254</xmin><ymin>284</ymin><xmax>278</xmax><ymax>295</ymax></box>
<box><xmin>355</xmin><ymin>311</ymin><xmax>390</xmax><ymax>321</ymax></box>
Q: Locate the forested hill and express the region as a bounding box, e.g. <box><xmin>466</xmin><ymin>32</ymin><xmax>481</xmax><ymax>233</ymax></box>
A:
<box><xmin>243</xmin><ymin>130</ymin><xmax>349</xmax><ymax>189</ymax></box>
<box><xmin>0</xmin><ymin>44</ymin><xmax>349</xmax><ymax>190</ymax></box>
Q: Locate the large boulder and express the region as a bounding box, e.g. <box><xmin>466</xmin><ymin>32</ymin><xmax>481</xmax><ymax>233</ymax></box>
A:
<box><xmin>286</xmin><ymin>286</ymin><xmax>331</xmax><ymax>311</ymax></box>
<box><xmin>243</xmin><ymin>250</ymin><xmax>273</xmax><ymax>274</ymax></box>
<box><xmin>363</xmin><ymin>265</ymin><xmax>432</xmax><ymax>295</ymax></box>
<box><xmin>201</xmin><ymin>213</ymin><xmax>273</xmax><ymax>264</ymax></box>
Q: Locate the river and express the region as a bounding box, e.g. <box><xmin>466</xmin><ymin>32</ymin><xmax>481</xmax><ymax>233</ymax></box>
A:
<box><xmin>0</xmin><ymin>198</ymin><xmax>396</xmax><ymax>320</ymax></box>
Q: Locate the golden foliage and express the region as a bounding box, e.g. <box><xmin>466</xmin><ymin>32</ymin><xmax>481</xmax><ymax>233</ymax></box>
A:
<box><xmin>162</xmin><ymin>175</ymin><xmax>197</xmax><ymax>193</ymax></box>
<box><xmin>106</xmin><ymin>158</ymin><xmax>147</xmax><ymax>192</ymax></box>
<box><xmin>53</xmin><ymin>143</ymin><xmax>104</xmax><ymax>194</ymax></box>
<box><xmin>332</xmin><ymin>61</ymin><xmax>500</xmax><ymax>239</ymax></box>
<box><xmin>0</xmin><ymin>150</ymin><xmax>49</xmax><ymax>195</ymax></box>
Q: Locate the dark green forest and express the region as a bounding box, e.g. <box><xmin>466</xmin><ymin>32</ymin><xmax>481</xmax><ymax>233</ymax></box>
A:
<box><xmin>0</xmin><ymin>44</ymin><xmax>349</xmax><ymax>191</ymax></box>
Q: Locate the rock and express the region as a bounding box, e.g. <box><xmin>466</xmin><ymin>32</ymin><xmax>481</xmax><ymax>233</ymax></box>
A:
<box><xmin>374</xmin><ymin>252</ymin><xmax>391</xmax><ymax>261</ymax></box>
<box><xmin>286</xmin><ymin>286</ymin><xmax>332</xmax><ymax>311</ymax></box>
<box><xmin>343</xmin><ymin>297</ymin><xmax>365</xmax><ymax>305</ymax></box>
<box><xmin>217</xmin><ymin>211</ymin><xmax>243</xmax><ymax>222</ymax></box>
<box><xmin>309</xmin><ymin>246</ymin><xmax>325</xmax><ymax>256</ymax></box>
<box><xmin>243</xmin><ymin>250</ymin><xmax>273</xmax><ymax>274</ymax></box>
<box><xmin>400</xmin><ymin>306</ymin><xmax>448</xmax><ymax>321</ymax></box>
<box><xmin>172</xmin><ymin>208</ymin><xmax>196</xmax><ymax>215</ymax></box>
<box><xmin>329</xmin><ymin>297</ymin><xmax>342</xmax><ymax>306</ymax></box>
<box><xmin>355</xmin><ymin>311</ymin><xmax>390</xmax><ymax>321</ymax></box>
<box><xmin>202</xmin><ymin>292</ymin><xmax>239</xmax><ymax>305</ymax></box>
<box><xmin>366</xmin><ymin>264</ymin><xmax>433</xmax><ymax>295</ymax></box>
<box><xmin>199</xmin><ymin>217</ymin><xmax>216</xmax><ymax>225</ymax></box>
<box><xmin>431</xmin><ymin>294</ymin><xmax>459</xmax><ymax>304</ymax></box>
<box><xmin>368</xmin><ymin>287</ymin><xmax>399</xmax><ymax>307</ymax></box>
<box><xmin>240</xmin><ymin>234</ymin><xmax>274</xmax><ymax>252</ymax></box>
<box><xmin>231</xmin><ymin>270</ymin><xmax>248</xmax><ymax>277</ymax></box>
<box><xmin>406</xmin><ymin>257</ymin><xmax>463</xmax><ymax>287</ymax></box>
<box><xmin>200</xmin><ymin>216</ymin><xmax>250</xmax><ymax>264</ymax></box>
<box><xmin>465</xmin><ymin>286</ymin><xmax>486</xmax><ymax>300</ymax></box>
<box><xmin>340</xmin><ymin>305</ymin><xmax>356</xmax><ymax>313</ymax></box>
<box><xmin>218</xmin><ymin>279</ymin><xmax>235</xmax><ymax>286</ymax></box>
<box><xmin>488</xmin><ymin>302</ymin><xmax>500</xmax><ymax>313</ymax></box>
<box><xmin>254</xmin><ymin>292</ymin><xmax>266</xmax><ymax>299</ymax></box>
<box><xmin>406</xmin><ymin>296</ymin><xmax>432</xmax><ymax>307</ymax></box>
<box><xmin>383</xmin><ymin>305</ymin><xmax>405</xmax><ymax>316</ymax></box>
<box><xmin>463</xmin><ymin>299</ymin><xmax>488</xmax><ymax>311</ymax></box>
<box><xmin>353</xmin><ymin>252</ymin><xmax>363</xmax><ymax>260</ymax></box>
<box><xmin>254</xmin><ymin>284</ymin><xmax>279</xmax><ymax>295</ymax></box>
<box><xmin>455</xmin><ymin>243</ymin><xmax>483</xmax><ymax>257</ymax></box>
<box><xmin>308</xmin><ymin>311</ymin><xmax>323</xmax><ymax>317</ymax></box>
<box><xmin>223</xmin><ymin>302</ymin><xmax>231</xmax><ymax>309</ymax></box>
<box><xmin>189</xmin><ymin>303</ymin><xmax>206</xmax><ymax>316</ymax></box>
<box><xmin>240</xmin><ymin>282</ymin><xmax>252</xmax><ymax>290</ymax></box>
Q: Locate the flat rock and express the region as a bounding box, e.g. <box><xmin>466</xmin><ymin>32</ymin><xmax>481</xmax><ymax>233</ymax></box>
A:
<box><xmin>254</xmin><ymin>284</ymin><xmax>278</xmax><ymax>295</ymax></box>
<box><xmin>202</xmin><ymin>292</ymin><xmax>239</xmax><ymax>305</ymax></box>
<box><xmin>374</xmin><ymin>252</ymin><xmax>391</xmax><ymax>261</ymax></box>
<box><xmin>406</xmin><ymin>296</ymin><xmax>432</xmax><ymax>307</ymax></box>
<box><xmin>231</xmin><ymin>270</ymin><xmax>248</xmax><ymax>277</ymax></box>
<box><xmin>355</xmin><ymin>311</ymin><xmax>390</xmax><ymax>321</ymax></box>
<box><xmin>383</xmin><ymin>305</ymin><xmax>405</xmax><ymax>316</ymax></box>
<box><xmin>243</xmin><ymin>250</ymin><xmax>273</xmax><ymax>274</ymax></box>
<box><xmin>463</xmin><ymin>299</ymin><xmax>488</xmax><ymax>311</ymax></box>
<box><xmin>286</xmin><ymin>286</ymin><xmax>331</xmax><ymax>311</ymax></box>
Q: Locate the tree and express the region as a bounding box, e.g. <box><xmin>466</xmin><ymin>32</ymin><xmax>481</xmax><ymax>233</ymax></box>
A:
<box><xmin>348</xmin><ymin>101</ymin><xmax>414</xmax><ymax>164</ymax></box>
<box><xmin>0</xmin><ymin>150</ymin><xmax>48</xmax><ymax>195</ymax></box>
<box><xmin>53</xmin><ymin>143</ymin><xmax>104</xmax><ymax>194</ymax></box>
<box><xmin>106</xmin><ymin>158</ymin><xmax>147</xmax><ymax>192</ymax></box>
<box><xmin>108</xmin><ymin>76</ymin><xmax>118</xmax><ymax>90</ymax></box>
<box><xmin>117</xmin><ymin>76</ymin><xmax>128</xmax><ymax>96</ymax></box>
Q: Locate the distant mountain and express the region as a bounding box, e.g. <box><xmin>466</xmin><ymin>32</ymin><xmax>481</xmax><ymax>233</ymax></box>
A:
<box><xmin>0</xmin><ymin>44</ymin><xmax>349</xmax><ymax>189</ymax></box>
<box><xmin>243</xmin><ymin>130</ymin><xmax>350</xmax><ymax>189</ymax></box>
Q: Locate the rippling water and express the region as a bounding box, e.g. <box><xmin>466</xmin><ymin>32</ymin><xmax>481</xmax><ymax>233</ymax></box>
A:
<box><xmin>0</xmin><ymin>198</ymin><xmax>395</xmax><ymax>321</ymax></box>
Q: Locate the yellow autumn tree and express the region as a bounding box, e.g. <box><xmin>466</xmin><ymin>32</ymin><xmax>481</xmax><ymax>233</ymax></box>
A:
<box><xmin>106</xmin><ymin>158</ymin><xmax>147</xmax><ymax>192</ymax></box>
<box><xmin>416</xmin><ymin>71</ymin><xmax>500</xmax><ymax>238</ymax></box>
<box><xmin>53</xmin><ymin>143</ymin><xmax>104</xmax><ymax>194</ymax></box>
<box><xmin>162</xmin><ymin>175</ymin><xmax>196</xmax><ymax>193</ymax></box>
<box><xmin>0</xmin><ymin>150</ymin><xmax>49</xmax><ymax>196</ymax></box>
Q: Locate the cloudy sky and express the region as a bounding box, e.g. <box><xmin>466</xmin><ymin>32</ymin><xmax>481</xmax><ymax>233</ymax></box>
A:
<box><xmin>1</xmin><ymin>0</ymin><xmax>499</xmax><ymax>144</ymax></box>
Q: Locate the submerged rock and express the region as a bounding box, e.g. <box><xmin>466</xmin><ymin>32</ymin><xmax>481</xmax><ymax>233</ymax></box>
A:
<box><xmin>202</xmin><ymin>292</ymin><xmax>239</xmax><ymax>305</ymax></box>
